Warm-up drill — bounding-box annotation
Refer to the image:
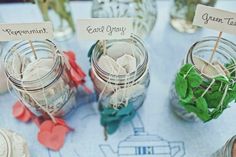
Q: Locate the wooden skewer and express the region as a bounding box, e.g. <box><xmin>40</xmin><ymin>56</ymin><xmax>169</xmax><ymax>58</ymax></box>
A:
<box><xmin>209</xmin><ymin>32</ymin><xmax>223</xmax><ymax>63</ymax></box>
<box><xmin>29</xmin><ymin>40</ymin><xmax>37</xmax><ymax>60</ymax></box>
<box><xmin>200</xmin><ymin>32</ymin><xmax>223</xmax><ymax>76</ymax></box>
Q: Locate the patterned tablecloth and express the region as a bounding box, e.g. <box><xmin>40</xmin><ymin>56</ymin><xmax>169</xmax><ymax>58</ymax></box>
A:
<box><xmin>0</xmin><ymin>1</ymin><xmax>236</xmax><ymax>157</ymax></box>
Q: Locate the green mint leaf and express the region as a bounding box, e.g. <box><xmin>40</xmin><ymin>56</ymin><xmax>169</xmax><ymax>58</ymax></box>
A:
<box><xmin>228</xmin><ymin>91</ymin><xmax>236</xmax><ymax>103</ymax></box>
<box><xmin>215</xmin><ymin>76</ymin><xmax>229</xmax><ymax>84</ymax></box>
<box><xmin>187</xmin><ymin>73</ymin><xmax>202</xmax><ymax>87</ymax></box>
<box><xmin>179</xmin><ymin>64</ymin><xmax>195</xmax><ymax>75</ymax></box>
<box><xmin>222</xmin><ymin>93</ymin><xmax>234</xmax><ymax>108</ymax></box>
<box><xmin>211</xmin><ymin>83</ymin><xmax>221</xmax><ymax>92</ymax></box>
<box><xmin>205</xmin><ymin>91</ymin><xmax>222</xmax><ymax>108</ymax></box>
<box><xmin>197</xmin><ymin>112</ymin><xmax>211</xmax><ymax>122</ymax></box>
<box><xmin>181</xmin><ymin>102</ymin><xmax>210</xmax><ymax>122</ymax></box>
<box><xmin>193</xmin><ymin>88</ymin><xmax>205</xmax><ymax>98</ymax></box>
<box><xmin>210</xmin><ymin>108</ymin><xmax>224</xmax><ymax>119</ymax></box>
<box><xmin>182</xmin><ymin>103</ymin><xmax>200</xmax><ymax>114</ymax></box>
<box><xmin>196</xmin><ymin>97</ymin><xmax>208</xmax><ymax>113</ymax></box>
<box><xmin>175</xmin><ymin>73</ymin><xmax>188</xmax><ymax>98</ymax></box>
<box><xmin>180</xmin><ymin>88</ymin><xmax>193</xmax><ymax>103</ymax></box>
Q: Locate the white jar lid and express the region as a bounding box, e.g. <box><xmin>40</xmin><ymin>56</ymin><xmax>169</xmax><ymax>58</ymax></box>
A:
<box><xmin>0</xmin><ymin>129</ymin><xmax>30</xmax><ymax>157</ymax></box>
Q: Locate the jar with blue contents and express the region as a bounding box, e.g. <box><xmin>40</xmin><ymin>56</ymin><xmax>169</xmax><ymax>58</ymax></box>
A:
<box><xmin>89</xmin><ymin>35</ymin><xmax>150</xmax><ymax>135</ymax></box>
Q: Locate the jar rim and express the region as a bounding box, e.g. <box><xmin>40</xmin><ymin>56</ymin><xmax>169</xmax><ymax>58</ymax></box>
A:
<box><xmin>91</xmin><ymin>34</ymin><xmax>149</xmax><ymax>84</ymax></box>
<box><xmin>4</xmin><ymin>40</ymin><xmax>62</xmax><ymax>88</ymax></box>
<box><xmin>186</xmin><ymin>36</ymin><xmax>236</xmax><ymax>65</ymax></box>
<box><xmin>184</xmin><ymin>36</ymin><xmax>236</xmax><ymax>79</ymax></box>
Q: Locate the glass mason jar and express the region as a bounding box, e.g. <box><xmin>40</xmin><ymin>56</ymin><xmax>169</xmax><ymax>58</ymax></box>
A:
<box><xmin>170</xmin><ymin>37</ymin><xmax>236</xmax><ymax>122</ymax></box>
<box><xmin>90</xmin><ymin>35</ymin><xmax>150</xmax><ymax>134</ymax></box>
<box><xmin>211</xmin><ymin>135</ymin><xmax>236</xmax><ymax>157</ymax></box>
<box><xmin>4</xmin><ymin>40</ymin><xmax>77</xmax><ymax>117</ymax></box>
<box><xmin>170</xmin><ymin>0</ymin><xmax>217</xmax><ymax>33</ymax></box>
<box><xmin>0</xmin><ymin>42</ymin><xmax>9</xmax><ymax>94</ymax></box>
<box><xmin>91</xmin><ymin>0</ymin><xmax>157</xmax><ymax>38</ymax></box>
<box><xmin>36</xmin><ymin>0</ymin><xmax>75</xmax><ymax>41</ymax></box>
<box><xmin>0</xmin><ymin>129</ymin><xmax>30</xmax><ymax>157</ymax></box>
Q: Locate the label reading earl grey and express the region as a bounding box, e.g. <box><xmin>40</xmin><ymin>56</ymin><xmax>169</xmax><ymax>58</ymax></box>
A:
<box><xmin>0</xmin><ymin>22</ymin><xmax>53</xmax><ymax>41</ymax></box>
<box><xmin>193</xmin><ymin>5</ymin><xmax>236</xmax><ymax>35</ymax></box>
<box><xmin>77</xmin><ymin>18</ymin><xmax>133</xmax><ymax>40</ymax></box>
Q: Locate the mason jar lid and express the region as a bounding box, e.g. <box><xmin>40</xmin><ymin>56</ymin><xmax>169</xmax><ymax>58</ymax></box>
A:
<box><xmin>0</xmin><ymin>129</ymin><xmax>11</xmax><ymax>157</ymax></box>
<box><xmin>0</xmin><ymin>129</ymin><xmax>30</xmax><ymax>157</ymax></box>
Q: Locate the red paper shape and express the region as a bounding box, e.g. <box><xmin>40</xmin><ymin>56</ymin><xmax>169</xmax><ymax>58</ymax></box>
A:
<box><xmin>13</xmin><ymin>101</ymin><xmax>25</xmax><ymax>118</ymax></box>
<box><xmin>55</xmin><ymin>118</ymin><xmax>74</xmax><ymax>132</ymax></box>
<box><xmin>32</xmin><ymin>117</ymin><xmax>44</xmax><ymax>128</ymax></box>
<box><xmin>64</xmin><ymin>51</ymin><xmax>92</xmax><ymax>94</ymax></box>
<box><xmin>64</xmin><ymin>51</ymin><xmax>76</xmax><ymax>61</ymax></box>
<box><xmin>40</xmin><ymin>120</ymin><xmax>54</xmax><ymax>132</ymax></box>
<box><xmin>12</xmin><ymin>101</ymin><xmax>32</xmax><ymax>122</ymax></box>
<box><xmin>38</xmin><ymin>125</ymin><xmax>67</xmax><ymax>151</ymax></box>
<box><xmin>18</xmin><ymin>109</ymin><xmax>32</xmax><ymax>122</ymax></box>
<box><xmin>37</xmin><ymin>119</ymin><xmax>73</xmax><ymax>150</ymax></box>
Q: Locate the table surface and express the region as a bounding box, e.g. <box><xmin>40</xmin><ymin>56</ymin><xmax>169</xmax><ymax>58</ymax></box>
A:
<box><xmin>0</xmin><ymin>1</ymin><xmax>236</xmax><ymax>157</ymax></box>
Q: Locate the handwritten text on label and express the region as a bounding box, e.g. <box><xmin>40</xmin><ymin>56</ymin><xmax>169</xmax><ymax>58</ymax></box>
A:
<box><xmin>77</xmin><ymin>18</ymin><xmax>132</xmax><ymax>40</ymax></box>
<box><xmin>0</xmin><ymin>22</ymin><xmax>53</xmax><ymax>41</ymax></box>
<box><xmin>87</xmin><ymin>25</ymin><xmax>127</xmax><ymax>36</ymax></box>
<box><xmin>193</xmin><ymin>5</ymin><xmax>236</xmax><ymax>35</ymax></box>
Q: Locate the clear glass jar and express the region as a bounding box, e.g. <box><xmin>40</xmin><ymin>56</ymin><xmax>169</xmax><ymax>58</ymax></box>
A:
<box><xmin>170</xmin><ymin>37</ymin><xmax>236</xmax><ymax>122</ymax></box>
<box><xmin>36</xmin><ymin>0</ymin><xmax>75</xmax><ymax>41</ymax></box>
<box><xmin>211</xmin><ymin>135</ymin><xmax>236</xmax><ymax>157</ymax></box>
<box><xmin>0</xmin><ymin>129</ymin><xmax>30</xmax><ymax>157</ymax></box>
<box><xmin>4</xmin><ymin>40</ymin><xmax>77</xmax><ymax>117</ymax></box>
<box><xmin>170</xmin><ymin>0</ymin><xmax>217</xmax><ymax>33</ymax></box>
<box><xmin>91</xmin><ymin>0</ymin><xmax>157</xmax><ymax>38</ymax></box>
<box><xmin>90</xmin><ymin>35</ymin><xmax>150</xmax><ymax>134</ymax></box>
<box><xmin>0</xmin><ymin>42</ymin><xmax>8</xmax><ymax>94</ymax></box>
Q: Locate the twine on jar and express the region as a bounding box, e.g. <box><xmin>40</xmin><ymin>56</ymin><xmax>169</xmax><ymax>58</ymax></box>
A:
<box><xmin>98</xmin><ymin>38</ymin><xmax>140</xmax><ymax>110</ymax></box>
<box><xmin>5</xmin><ymin>43</ymin><xmax>62</xmax><ymax>123</ymax></box>
<box><xmin>119</xmin><ymin>39</ymin><xmax>139</xmax><ymax>108</ymax></box>
<box><xmin>7</xmin><ymin>69</ymin><xmax>57</xmax><ymax>123</ymax></box>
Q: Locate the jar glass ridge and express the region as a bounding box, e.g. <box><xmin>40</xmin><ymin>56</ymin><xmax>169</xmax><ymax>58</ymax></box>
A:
<box><xmin>90</xmin><ymin>35</ymin><xmax>150</xmax><ymax>110</ymax></box>
<box><xmin>4</xmin><ymin>40</ymin><xmax>77</xmax><ymax>117</ymax></box>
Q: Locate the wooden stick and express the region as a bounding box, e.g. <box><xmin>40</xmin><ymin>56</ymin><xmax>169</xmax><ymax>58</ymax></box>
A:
<box><xmin>29</xmin><ymin>40</ymin><xmax>37</xmax><ymax>60</ymax></box>
<box><xmin>209</xmin><ymin>32</ymin><xmax>223</xmax><ymax>63</ymax></box>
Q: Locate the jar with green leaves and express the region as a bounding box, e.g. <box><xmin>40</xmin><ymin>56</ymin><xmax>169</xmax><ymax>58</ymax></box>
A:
<box><xmin>91</xmin><ymin>0</ymin><xmax>157</xmax><ymax>38</ymax></box>
<box><xmin>170</xmin><ymin>37</ymin><xmax>236</xmax><ymax>122</ymax></box>
<box><xmin>35</xmin><ymin>0</ymin><xmax>75</xmax><ymax>41</ymax></box>
<box><xmin>211</xmin><ymin>135</ymin><xmax>236</xmax><ymax>157</ymax></box>
<box><xmin>88</xmin><ymin>35</ymin><xmax>150</xmax><ymax>137</ymax></box>
<box><xmin>170</xmin><ymin>0</ymin><xmax>217</xmax><ymax>33</ymax></box>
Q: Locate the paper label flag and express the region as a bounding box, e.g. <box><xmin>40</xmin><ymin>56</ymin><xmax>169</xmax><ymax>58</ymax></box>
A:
<box><xmin>77</xmin><ymin>18</ymin><xmax>133</xmax><ymax>40</ymax></box>
<box><xmin>193</xmin><ymin>4</ymin><xmax>236</xmax><ymax>35</ymax></box>
<box><xmin>0</xmin><ymin>22</ymin><xmax>53</xmax><ymax>41</ymax></box>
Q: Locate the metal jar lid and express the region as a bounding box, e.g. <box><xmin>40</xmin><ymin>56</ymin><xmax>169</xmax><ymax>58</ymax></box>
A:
<box><xmin>0</xmin><ymin>129</ymin><xmax>30</xmax><ymax>157</ymax></box>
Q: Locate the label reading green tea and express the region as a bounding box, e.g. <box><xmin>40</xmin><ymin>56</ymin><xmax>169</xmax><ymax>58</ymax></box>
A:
<box><xmin>193</xmin><ymin>4</ymin><xmax>236</xmax><ymax>35</ymax></box>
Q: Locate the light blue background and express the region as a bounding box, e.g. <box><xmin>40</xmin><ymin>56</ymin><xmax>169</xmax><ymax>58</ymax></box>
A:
<box><xmin>0</xmin><ymin>1</ymin><xmax>236</xmax><ymax>157</ymax></box>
